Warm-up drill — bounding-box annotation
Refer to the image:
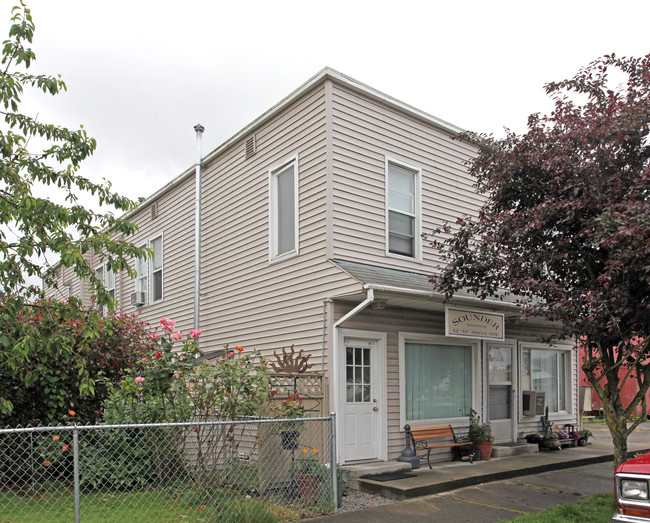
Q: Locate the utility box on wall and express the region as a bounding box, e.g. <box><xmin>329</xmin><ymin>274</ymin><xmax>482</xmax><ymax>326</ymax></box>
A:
<box><xmin>522</xmin><ymin>390</ymin><xmax>545</xmax><ymax>416</ymax></box>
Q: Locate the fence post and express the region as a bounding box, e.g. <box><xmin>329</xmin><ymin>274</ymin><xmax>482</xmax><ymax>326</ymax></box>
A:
<box><xmin>329</xmin><ymin>412</ymin><xmax>338</xmax><ymax>511</ymax></box>
<box><xmin>73</xmin><ymin>426</ymin><xmax>80</xmax><ymax>523</ymax></box>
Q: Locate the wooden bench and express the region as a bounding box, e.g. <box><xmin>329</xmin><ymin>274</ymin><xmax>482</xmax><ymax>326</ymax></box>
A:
<box><xmin>407</xmin><ymin>425</ymin><xmax>474</xmax><ymax>468</ymax></box>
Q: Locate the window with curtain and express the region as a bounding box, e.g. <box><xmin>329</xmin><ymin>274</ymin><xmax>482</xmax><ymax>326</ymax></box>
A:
<box><xmin>525</xmin><ymin>348</ymin><xmax>567</xmax><ymax>412</ymax></box>
<box><xmin>404</xmin><ymin>342</ymin><xmax>472</xmax><ymax>421</ymax></box>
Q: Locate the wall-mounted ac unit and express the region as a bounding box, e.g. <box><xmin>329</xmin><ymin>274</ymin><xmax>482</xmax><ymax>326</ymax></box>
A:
<box><xmin>522</xmin><ymin>390</ymin><xmax>546</xmax><ymax>416</ymax></box>
<box><xmin>130</xmin><ymin>292</ymin><xmax>146</xmax><ymax>306</ymax></box>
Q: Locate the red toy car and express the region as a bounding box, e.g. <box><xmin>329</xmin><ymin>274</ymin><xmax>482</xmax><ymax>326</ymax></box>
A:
<box><xmin>614</xmin><ymin>451</ymin><xmax>650</xmax><ymax>521</ymax></box>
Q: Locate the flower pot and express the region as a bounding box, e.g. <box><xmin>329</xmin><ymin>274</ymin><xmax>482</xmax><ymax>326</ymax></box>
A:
<box><xmin>294</xmin><ymin>473</ymin><xmax>324</xmax><ymax>504</ymax></box>
<box><xmin>474</xmin><ymin>440</ymin><xmax>493</xmax><ymax>460</ymax></box>
<box><xmin>541</xmin><ymin>438</ymin><xmax>561</xmax><ymax>450</ymax></box>
<box><xmin>578</xmin><ymin>437</ymin><xmax>588</xmax><ymax>446</ymax></box>
<box><xmin>280</xmin><ymin>430</ymin><xmax>300</xmax><ymax>450</ymax></box>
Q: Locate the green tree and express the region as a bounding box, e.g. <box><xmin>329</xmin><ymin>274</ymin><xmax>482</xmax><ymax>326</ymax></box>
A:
<box><xmin>0</xmin><ymin>1</ymin><xmax>145</xmax><ymax>304</ymax></box>
<box><xmin>430</xmin><ymin>53</ymin><xmax>650</xmax><ymax>466</ymax></box>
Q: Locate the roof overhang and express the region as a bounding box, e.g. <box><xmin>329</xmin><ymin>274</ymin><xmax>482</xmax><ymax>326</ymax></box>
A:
<box><xmin>331</xmin><ymin>259</ymin><xmax>524</xmax><ymax>317</ymax></box>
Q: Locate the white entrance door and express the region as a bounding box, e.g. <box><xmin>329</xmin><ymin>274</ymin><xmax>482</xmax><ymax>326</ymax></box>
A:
<box><xmin>339</xmin><ymin>336</ymin><xmax>385</xmax><ymax>463</ymax></box>
<box><xmin>487</xmin><ymin>342</ymin><xmax>516</xmax><ymax>443</ymax></box>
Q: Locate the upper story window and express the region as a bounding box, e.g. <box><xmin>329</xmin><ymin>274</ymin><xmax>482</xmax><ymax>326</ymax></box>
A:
<box><xmin>94</xmin><ymin>263</ymin><xmax>115</xmax><ymax>313</ymax></box>
<box><xmin>136</xmin><ymin>245</ymin><xmax>148</xmax><ymax>296</ymax></box>
<box><xmin>150</xmin><ymin>235</ymin><xmax>163</xmax><ymax>303</ymax></box>
<box><xmin>269</xmin><ymin>157</ymin><xmax>299</xmax><ymax>261</ymax></box>
<box><xmin>386</xmin><ymin>159</ymin><xmax>421</xmax><ymax>259</ymax></box>
<box><xmin>134</xmin><ymin>235</ymin><xmax>163</xmax><ymax>306</ymax></box>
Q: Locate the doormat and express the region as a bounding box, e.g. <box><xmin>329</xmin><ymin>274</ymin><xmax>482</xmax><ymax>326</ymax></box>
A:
<box><xmin>360</xmin><ymin>473</ymin><xmax>417</xmax><ymax>482</ymax></box>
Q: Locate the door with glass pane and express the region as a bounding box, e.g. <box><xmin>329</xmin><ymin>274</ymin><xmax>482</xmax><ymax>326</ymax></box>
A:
<box><xmin>487</xmin><ymin>343</ymin><xmax>516</xmax><ymax>442</ymax></box>
<box><xmin>340</xmin><ymin>338</ymin><xmax>384</xmax><ymax>463</ymax></box>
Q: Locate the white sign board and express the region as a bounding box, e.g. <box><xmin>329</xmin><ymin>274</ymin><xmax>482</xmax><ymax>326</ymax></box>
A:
<box><xmin>445</xmin><ymin>307</ymin><xmax>505</xmax><ymax>341</ymax></box>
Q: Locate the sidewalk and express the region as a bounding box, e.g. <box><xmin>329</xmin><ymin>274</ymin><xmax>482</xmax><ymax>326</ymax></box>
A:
<box><xmin>312</xmin><ymin>422</ymin><xmax>650</xmax><ymax>521</ymax></box>
<box><xmin>351</xmin><ymin>422</ymin><xmax>650</xmax><ymax>500</ymax></box>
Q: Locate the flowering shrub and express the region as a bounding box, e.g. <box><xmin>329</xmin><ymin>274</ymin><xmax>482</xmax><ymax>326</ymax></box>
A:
<box><xmin>104</xmin><ymin>318</ymin><xmax>271</xmax><ymax>424</ymax></box>
<box><xmin>0</xmin><ymin>296</ymin><xmax>154</xmax><ymax>426</ymax></box>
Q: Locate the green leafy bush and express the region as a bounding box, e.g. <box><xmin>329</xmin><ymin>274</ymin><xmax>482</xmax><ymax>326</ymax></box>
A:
<box><xmin>0</xmin><ymin>296</ymin><xmax>154</xmax><ymax>426</ymax></box>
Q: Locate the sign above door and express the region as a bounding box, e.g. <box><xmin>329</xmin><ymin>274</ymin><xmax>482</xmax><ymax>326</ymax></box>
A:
<box><xmin>445</xmin><ymin>307</ymin><xmax>505</xmax><ymax>341</ymax></box>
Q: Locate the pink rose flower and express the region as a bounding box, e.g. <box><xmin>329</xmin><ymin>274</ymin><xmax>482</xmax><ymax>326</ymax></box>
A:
<box><xmin>135</xmin><ymin>376</ymin><xmax>145</xmax><ymax>383</ymax></box>
<box><xmin>190</xmin><ymin>329</ymin><xmax>202</xmax><ymax>339</ymax></box>
<box><xmin>171</xmin><ymin>332</ymin><xmax>182</xmax><ymax>341</ymax></box>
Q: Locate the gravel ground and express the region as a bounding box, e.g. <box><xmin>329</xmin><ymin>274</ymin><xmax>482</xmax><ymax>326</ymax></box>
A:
<box><xmin>337</xmin><ymin>489</ymin><xmax>395</xmax><ymax>514</ymax></box>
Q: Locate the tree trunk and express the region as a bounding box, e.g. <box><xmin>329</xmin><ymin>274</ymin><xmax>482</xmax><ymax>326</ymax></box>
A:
<box><xmin>585</xmin><ymin>362</ymin><xmax>631</xmax><ymax>468</ymax></box>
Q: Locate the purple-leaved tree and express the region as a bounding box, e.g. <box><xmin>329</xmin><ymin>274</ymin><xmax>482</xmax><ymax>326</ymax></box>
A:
<box><xmin>430</xmin><ymin>53</ymin><xmax>650</xmax><ymax>466</ymax></box>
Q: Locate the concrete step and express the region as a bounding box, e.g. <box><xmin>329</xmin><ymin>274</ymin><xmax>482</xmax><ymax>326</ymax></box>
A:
<box><xmin>341</xmin><ymin>461</ymin><xmax>412</xmax><ymax>491</ymax></box>
<box><xmin>491</xmin><ymin>443</ymin><xmax>538</xmax><ymax>458</ymax></box>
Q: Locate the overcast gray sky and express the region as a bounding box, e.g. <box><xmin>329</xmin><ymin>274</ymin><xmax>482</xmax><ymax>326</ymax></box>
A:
<box><xmin>8</xmin><ymin>0</ymin><xmax>650</xmax><ymax>205</ymax></box>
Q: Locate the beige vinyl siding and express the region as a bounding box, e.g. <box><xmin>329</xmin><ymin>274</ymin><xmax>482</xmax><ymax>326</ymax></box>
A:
<box><xmin>330</xmin><ymin>82</ymin><xmax>482</xmax><ymax>271</ymax></box>
<box><xmin>199</xmin><ymin>84</ymin><xmax>360</xmax><ymax>366</ymax></box>
<box><xmin>334</xmin><ymin>302</ymin><xmax>577</xmax><ymax>461</ymax></box>
<box><xmin>111</xmin><ymin>175</ymin><xmax>196</xmax><ymax>334</ymax></box>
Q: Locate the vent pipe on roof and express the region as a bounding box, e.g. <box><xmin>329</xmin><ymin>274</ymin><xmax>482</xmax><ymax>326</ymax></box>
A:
<box><xmin>194</xmin><ymin>124</ymin><xmax>204</xmax><ymax>332</ymax></box>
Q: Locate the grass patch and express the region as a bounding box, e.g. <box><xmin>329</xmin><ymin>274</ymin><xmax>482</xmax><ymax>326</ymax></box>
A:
<box><xmin>500</xmin><ymin>493</ymin><xmax>615</xmax><ymax>523</ymax></box>
<box><xmin>0</xmin><ymin>486</ymin><xmax>296</xmax><ymax>522</ymax></box>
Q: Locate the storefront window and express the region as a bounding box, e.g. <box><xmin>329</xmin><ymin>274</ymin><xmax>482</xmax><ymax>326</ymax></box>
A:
<box><xmin>404</xmin><ymin>342</ymin><xmax>472</xmax><ymax>421</ymax></box>
<box><xmin>522</xmin><ymin>348</ymin><xmax>567</xmax><ymax>412</ymax></box>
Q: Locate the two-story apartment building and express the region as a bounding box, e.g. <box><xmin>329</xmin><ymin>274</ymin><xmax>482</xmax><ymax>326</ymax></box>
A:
<box><xmin>47</xmin><ymin>68</ymin><xmax>579</xmax><ymax>464</ymax></box>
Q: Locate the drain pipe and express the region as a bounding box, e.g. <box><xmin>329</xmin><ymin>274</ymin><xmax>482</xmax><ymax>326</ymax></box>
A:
<box><xmin>193</xmin><ymin>124</ymin><xmax>204</xmax><ymax>332</ymax></box>
<box><xmin>333</xmin><ymin>288</ymin><xmax>374</xmax><ymax>329</ymax></box>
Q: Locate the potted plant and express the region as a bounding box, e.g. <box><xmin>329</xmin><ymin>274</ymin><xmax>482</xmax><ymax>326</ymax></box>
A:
<box><xmin>541</xmin><ymin>421</ymin><xmax>561</xmax><ymax>450</ymax></box>
<box><xmin>577</xmin><ymin>428</ymin><xmax>593</xmax><ymax>446</ymax></box>
<box><xmin>273</xmin><ymin>392</ymin><xmax>305</xmax><ymax>450</ymax></box>
<box><xmin>291</xmin><ymin>447</ymin><xmax>328</xmax><ymax>503</ymax></box>
<box><xmin>468</xmin><ymin>409</ymin><xmax>495</xmax><ymax>460</ymax></box>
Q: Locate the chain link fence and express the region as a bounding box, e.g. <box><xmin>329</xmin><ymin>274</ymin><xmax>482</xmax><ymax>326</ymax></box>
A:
<box><xmin>0</xmin><ymin>416</ymin><xmax>338</xmax><ymax>522</ymax></box>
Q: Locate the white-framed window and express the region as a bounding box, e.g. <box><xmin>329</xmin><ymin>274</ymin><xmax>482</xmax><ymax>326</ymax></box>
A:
<box><xmin>136</xmin><ymin>244</ymin><xmax>148</xmax><ymax>297</ymax></box>
<box><xmin>134</xmin><ymin>236</ymin><xmax>164</xmax><ymax>305</ymax></box>
<box><xmin>94</xmin><ymin>263</ymin><xmax>115</xmax><ymax>313</ymax></box>
<box><xmin>521</xmin><ymin>344</ymin><xmax>571</xmax><ymax>414</ymax></box>
<box><xmin>386</xmin><ymin>158</ymin><xmax>421</xmax><ymax>259</ymax></box>
<box><xmin>150</xmin><ymin>234</ymin><xmax>163</xmax><ymax>303</ymax></box>
<box><xmin>399</xmin><ymin>334</ymin><xmax>478</xmax><ymax>427</ymax></box>
<box><xmin>269</xmin><ymin>156</ymin><xmax>299</xmax><ymax>261</ymax></box>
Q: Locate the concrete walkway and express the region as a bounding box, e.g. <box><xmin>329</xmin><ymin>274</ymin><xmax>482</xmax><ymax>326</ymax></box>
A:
<box><xmin>311</xmin><ymin>421</ymin><xmax>650</xmax><ymax>522</ymax></box>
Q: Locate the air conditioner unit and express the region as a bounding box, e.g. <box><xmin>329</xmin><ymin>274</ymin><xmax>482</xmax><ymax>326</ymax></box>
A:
<box><xmin>522</xmin><ymin>390</ymin><xmax>546</xmax><ymax>416</ymax></box>
<box><xmin>130</xmin><ymin>292</ymin><xmax>146</xmax><ymax>306</ymax></box>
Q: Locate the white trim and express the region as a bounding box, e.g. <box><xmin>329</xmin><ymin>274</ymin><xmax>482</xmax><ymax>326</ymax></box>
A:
<box><xmin>384</xmin><ymin>157</ymin><xmax>422</xmax><ymax>262</ymax></box>
<box><xmin>398</xmin><ymin>333</ymin><xmax>480</xmax><ymax>429</ymax></box>
<box><xmin>268</xmin><ymin>155</ymin><xmax>299</xmax><ymax>263</ymax></box>
<box><xmin>335</xmin><ymin>328</ymin><xmax>388</xmax><ymax>463</ymax></box>
<box><xmin>518</xmin><ymin>341</ymin><xmax>575</xmax><ymax>421</ymax></box>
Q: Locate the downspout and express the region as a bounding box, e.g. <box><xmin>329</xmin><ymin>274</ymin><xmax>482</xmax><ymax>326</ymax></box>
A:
<box><xmin>193</xmin><ymin>124</ymin><xmax>204</xmax><ymax>332</ymax></box>
<box><xmin>333</xmin><ymin>288</ymin><xmax>375</xmax><ymax>329</ymax></box>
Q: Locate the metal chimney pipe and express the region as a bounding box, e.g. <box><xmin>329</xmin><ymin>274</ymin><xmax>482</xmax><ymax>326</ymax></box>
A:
<box><xmin>193</xmin><ymin>124</ymin><xmax>204</xmax><ymax>332</ymax></box>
